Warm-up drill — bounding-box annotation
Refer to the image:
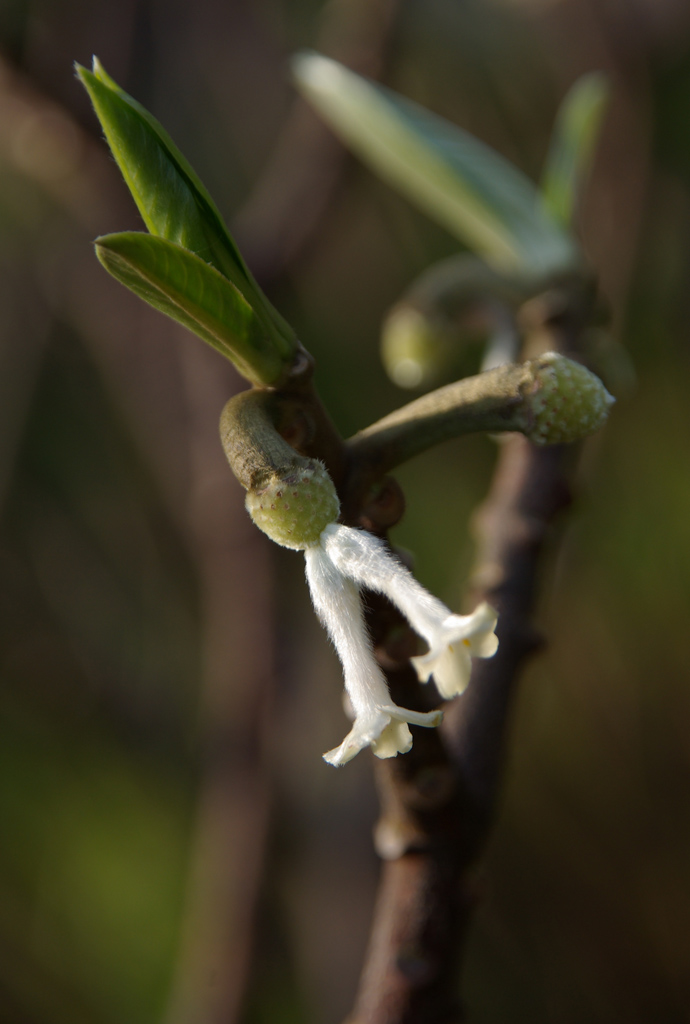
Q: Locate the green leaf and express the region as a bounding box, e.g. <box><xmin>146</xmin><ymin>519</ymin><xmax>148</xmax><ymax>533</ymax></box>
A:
<box><xmin>96</xmin><ymin>232</ymin><xmax>287</xmax><ymax>385</ymax></box>
<box><xmin>76</xmin><ymin>59</ymin><xmax>295</xmax><ymax>356</ymax></box>
<box><xmin>292</xmin><ymin>52</ymin><xmax>579</xmax><ymax>277</ymax></box>
<box><xmin>541</xmin><ymin>72</ymin><xmax>609</xmax><ymax>228</ymax></box>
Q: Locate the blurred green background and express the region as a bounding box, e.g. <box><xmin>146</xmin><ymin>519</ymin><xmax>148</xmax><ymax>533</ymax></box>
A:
<box><xmin>1</xmin><ymin>0</ymin><xmax>690</xmax><ymax>1021</ymax></box>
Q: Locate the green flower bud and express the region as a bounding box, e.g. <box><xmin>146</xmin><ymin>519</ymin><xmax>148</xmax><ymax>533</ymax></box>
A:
<box><xmin>246</xmin><ymin>460</ymin><xmax>340</xmax><ymax>549</ymax></box>
<box><xmin>381</xmin><ymin>305</ymin><xmax>449</xmax><ymax>389</ymax></box>
<box><xmin>526</xmin><ymin>352</ymin><xmax>614</xmax><ymax>446</ymax></box>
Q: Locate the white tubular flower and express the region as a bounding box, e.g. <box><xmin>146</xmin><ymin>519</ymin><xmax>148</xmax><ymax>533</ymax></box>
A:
<box><xmin>322</xmin><ymin>524</ymin><xmax>498</xmax><ymax>699</ymax></box>
<box><xmin>409</xmin><ymin>602</ymin><xmax>498</xmax><ymax>698</ymax></box>
<box><xmin>305</xmin><ymin>541</ymin><xmax>442</xmax><ymax>766</ymax></box>
<box><xmin>243</xmin><ymin>459</ymin><xmax>497</xmax><ymax>764</ymax></box>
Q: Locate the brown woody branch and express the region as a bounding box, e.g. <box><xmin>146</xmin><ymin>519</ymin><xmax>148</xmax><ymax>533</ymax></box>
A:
<box><xmin>344</xmin><ymin>295</ymin><xmax>592</xmax><ymax>1024</ymax></box>
<box><xmin>345</xmin><ymin>439</ymin><xmax>571</xmax><ymax>1024</ymax></box>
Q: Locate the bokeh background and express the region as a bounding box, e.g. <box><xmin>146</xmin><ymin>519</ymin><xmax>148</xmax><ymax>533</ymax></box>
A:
<box><xmin>1</xmin><ymin>0</ymin><xmax>690</xmax><ymax>1021</ymax></box>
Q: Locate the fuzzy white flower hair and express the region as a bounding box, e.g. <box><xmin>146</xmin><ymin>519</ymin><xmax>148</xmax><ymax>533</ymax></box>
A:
<box><xmin>246</xmin><ymin>462</ymin><xmax>498</xmax><ymax>765</ymax></box>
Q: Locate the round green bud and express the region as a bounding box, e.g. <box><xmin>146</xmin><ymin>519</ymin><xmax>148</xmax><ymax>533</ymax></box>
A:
<box><xmin>246</xmin><ymin>460</ymin><xmax>340</xmax><ymax>550</ymax></box>
<box><xmin>381</xmin><ymin>306</ymin><xmax>448</xmax><ymax>389</ymax></box>
<box><xmin>527</xmin><ymin>352</ymin><xmax>615</xmax><ymax>446</ymax></box>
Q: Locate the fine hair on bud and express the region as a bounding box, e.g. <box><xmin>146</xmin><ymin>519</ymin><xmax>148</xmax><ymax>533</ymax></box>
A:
<box><xmin>527</xmin><ymin>352</ymin><xmax>615</xmax><ymax>446</ymax></box>
<box><xmin>245</xmin><ymin>460</ymin><xmax>340</xmax><ymax>549</ymax></box>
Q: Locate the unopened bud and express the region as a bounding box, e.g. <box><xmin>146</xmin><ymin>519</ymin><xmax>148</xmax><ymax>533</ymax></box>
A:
<box><xmin>246</xmin><ymin>460</ymin><xmax>339</xmax><ymax>549</ymax></box>
<box><xmin>381</xmin><ymin>306</ymin><xmax>448</xmax><ymax>389</ymax></box>
<box><xmin>526</xmin><ymin>352</ymin><xmax>614</xmax><ymax>446</ymax></box>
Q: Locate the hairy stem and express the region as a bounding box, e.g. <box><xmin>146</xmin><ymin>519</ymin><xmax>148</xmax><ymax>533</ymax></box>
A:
<box><xmin>347</xmin><ymin>361</ymin><xmax>537</xmax><ymax>476</ymax></box>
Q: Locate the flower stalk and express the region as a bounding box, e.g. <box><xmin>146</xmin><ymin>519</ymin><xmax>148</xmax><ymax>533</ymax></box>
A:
<box><xmin>348</xmin><ymin>352</ymin><xmax>613</xmax><ymax>476</ymax></box>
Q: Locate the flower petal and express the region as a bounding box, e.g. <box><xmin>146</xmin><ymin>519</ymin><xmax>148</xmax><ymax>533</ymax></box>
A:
<box><xmin>321</xmin><ymin>524</ymin><xmax>499</xmax><ymax>692</ymax></box>
<box><xmin>371</xmin><ymin>720</ymin><xmax>413</xmax><ymax>759</ymax></box>
<box><xmin>323</xmin><ymin>705</ymin><xmax>441</xmax><ymax>764</ymax></box>
<box><xmin>411</xmin><ymin>603</ymin><xmax>498</xmax><ymax>698</ymax></box>
<box><xmin>457</xmin><ymin>602</ymin><xmax>499</xmax><ymax>656</ymax></box>
<box><xmin>471</xmin><ymin>630</ymin><xmax>499</xmax><ymax>658</ymax></box>
<box><xmin>323</xmin><ymin>712</ymin><xmax>387</xmax><ymax>765</ymax></box>
<box><xmin>412</xmin><ymin>643</ymin><xmax>473</xmax><ymax>698</ymax></box>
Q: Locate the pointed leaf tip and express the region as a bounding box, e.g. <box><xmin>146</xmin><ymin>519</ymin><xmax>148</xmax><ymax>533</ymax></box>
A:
<box><xmin>541</xmin><ymin>71</ymin><xmax>610</xmax><ymax>228</ymax></box>
<box><xmin>77</xmin><ymin>58</ymin><xmax>298</xmax><ymax>366</ymax></box>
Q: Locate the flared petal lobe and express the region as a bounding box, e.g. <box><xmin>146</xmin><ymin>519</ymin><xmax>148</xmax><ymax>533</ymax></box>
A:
<box><xmin>321</xmin><ymin>523</ymin><xmax>498</xmax><ymax>700</ymax></box>
<box><xmin>411</xmin><ymin>603</ymin><xmax>499</xmax><ymax>698</ymax></box>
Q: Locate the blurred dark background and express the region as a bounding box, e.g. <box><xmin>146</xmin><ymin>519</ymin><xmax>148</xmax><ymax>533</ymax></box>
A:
<box><xmin>1</xmin><ymin>0</ymin><xmax>690</xmax><ymax>1022</ymax></box>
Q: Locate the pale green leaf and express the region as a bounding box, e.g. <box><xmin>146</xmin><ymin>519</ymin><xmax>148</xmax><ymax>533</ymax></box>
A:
<box><xmin>292</xmin><ymin>52</ymin><xmax>579</xmax><ymax>277</ymax></box>
<box><xmin>77</xmin><ymin>59</ymin><xmax>296</xmax><ymax>356</ymax></box>
<box><xmin>541</xmin><ymin>72</ymin><xmax>609</xmax><ymax>228</ymax></box>
<box><xmin>96</xmin><ymin>232</ymin><xmax>287</xmax><ymax>385</ymax></box>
